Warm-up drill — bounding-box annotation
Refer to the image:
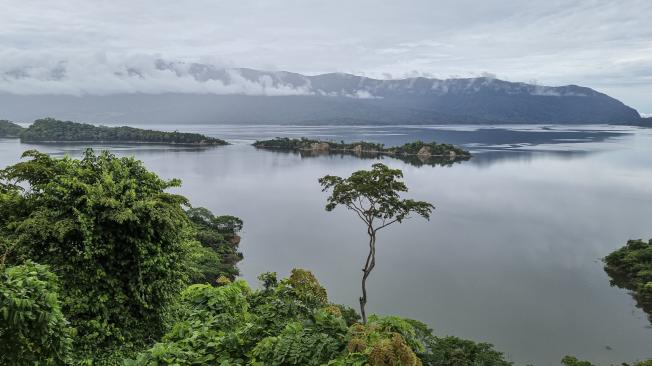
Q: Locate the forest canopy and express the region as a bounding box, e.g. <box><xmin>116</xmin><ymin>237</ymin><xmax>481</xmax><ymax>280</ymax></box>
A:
<box><xmin>19</xmin><ymin>118</ymin><xmax>227</xmax><ymax>145</ymax></box>
<box><xmin>0</xmin><ymin>119</ymin><xmax>24</xmax><ymax>138</ymax></box>
<box><xmin>604</xmin><ymin>239</ymin><xmax>652</xmax><ymax>323</ymax></box>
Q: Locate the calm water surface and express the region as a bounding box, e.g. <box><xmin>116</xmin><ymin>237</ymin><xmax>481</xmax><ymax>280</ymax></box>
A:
<box><xmin>1</xmin><ymin>124</ymin><xmax>651</xmax><ymax>365</ymax></box>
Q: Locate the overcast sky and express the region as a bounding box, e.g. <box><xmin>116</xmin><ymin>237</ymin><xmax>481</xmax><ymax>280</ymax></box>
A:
<box><xmin>1</xmin><ymin>0</ymin><xmax>651</xmax><ymax>113</ymax></box>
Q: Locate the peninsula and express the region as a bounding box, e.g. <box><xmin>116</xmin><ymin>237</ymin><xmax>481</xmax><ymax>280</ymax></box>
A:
<box><xmin>19</xmin><ymin>118</ymin><xmax>228</xmax><ymax>145</ymax></box>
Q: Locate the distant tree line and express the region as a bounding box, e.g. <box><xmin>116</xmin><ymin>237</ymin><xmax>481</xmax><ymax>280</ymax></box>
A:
<box><xmin>0</xmin><ymin>120</ymin><xmax>25</xmax><ymax>138</ymax></box>
<box><xmin>16</xmin><ymin>118</ymin><xmax>228</xmax><ymax>145</ymax></box>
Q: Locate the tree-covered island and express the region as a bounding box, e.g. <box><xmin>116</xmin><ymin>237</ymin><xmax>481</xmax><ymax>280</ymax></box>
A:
<box><xmin>18</xmin><ymin>118</ymin><xmax>228</xmax><ymax>145</ymax></box>
<box><xmin>253</xmin><ymin>137</ymin><xmax>471</xmax><ymax>161</ymax></box>
<box><xmin>0</xmin><ymin>120</ymin><xmax>25</xmax><ymax>138</ymax></box>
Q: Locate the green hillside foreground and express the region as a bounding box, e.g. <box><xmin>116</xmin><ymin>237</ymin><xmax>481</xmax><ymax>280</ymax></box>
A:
<box><xmin>19</xmin><ymin>117</ymin><xmax>228</xmax><ymax>145</ymax></box>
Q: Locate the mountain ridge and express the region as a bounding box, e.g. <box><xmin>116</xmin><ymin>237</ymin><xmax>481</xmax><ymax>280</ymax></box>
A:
<box><xmin>0</xmin><ymin>63</ymin><xmax>643</xmax><ymax>125</ymax></box>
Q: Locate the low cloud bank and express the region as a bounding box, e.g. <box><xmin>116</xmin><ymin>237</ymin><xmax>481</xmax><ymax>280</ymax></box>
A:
<box><xmin>0</xmin><ymin>54</ymin><xmax>314</xmax><ymax>96</ymax></box>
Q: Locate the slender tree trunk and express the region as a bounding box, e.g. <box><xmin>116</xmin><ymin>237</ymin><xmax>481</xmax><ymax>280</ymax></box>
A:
<box><xmin>360</xmin><ymin>228</ymin><xmax>376</xmax><ymax>324</ymax></box>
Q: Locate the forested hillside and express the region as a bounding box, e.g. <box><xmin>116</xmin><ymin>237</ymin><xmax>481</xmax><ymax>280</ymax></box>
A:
<box><xmin>0</xmin><ymin>120</ymin><xmax>24</xmax><ymax>137</ymax></box>
<box><xmin>19</xmin><ymin>118</ymin><xmax>227</xmax><ymax>145</ymax></box>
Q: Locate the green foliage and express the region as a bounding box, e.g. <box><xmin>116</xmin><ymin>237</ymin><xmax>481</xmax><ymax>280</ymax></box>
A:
<box><xmin>338</xmin><ymin>317</ymin><xmax>423</xmax><ymax>366</ymax></box>
<box><xmin>319</xmin><ymin>163</ymin><xmax>434</xmax><ymax>224</ymax></box>
<box><xmin>0</xmin><ymin>119</ymin><xmax>25</xmax><ymax>138</ymax></box>
<box><xmin>0</xmin><ymin>262</ymin><xmax>74</xmax><ymax>366</ymax></box>
<box><xmin>288</xmin><ymin>268</ymin><xmax>329</xmax><ymax>305</ymax></box>
<box><xmin>604</xmin><ymin>239</ymin><xmax>652</xmax><ymax>322</ymax></box>
<box><xmin>561</xmin><ymin>356</ymin><xmax>594</xmax><ymax>366</ymax></box>
<box><xmin>20</xmin><ymin>117</ymin><xmax>228</xmax><ymax>145</ymax></box>
<box><xmin>130</xmin><ymin>269</ymin><xmax>515</xmax><ymax>366</ymax></box>
<box><xmin>129</xmin><ymin>270</ymin><xmax>418</xmax><ymax>366</ymax></box>
<box><xmin>184</xmin><ymin>240</ymin><xmax>226</xmax><ymax>285</ymax></box>
<box><xmin>186</xmin><ymin>207</ymin><xmax>244</xmax><ymax>282</ymax></box>
<box><xmin>251</xmin><ymin>318</ymin><xmax>347</xmax><ymax>366</ymax></box>
<box><xmin>0</xmin><ymin>149</ymin><xmax>192</xmax><ymax>362</ymax></box>
<box><xmin>421</xmin><ymin>336</ymin><xmax>512</xmax><ymax>366</ymax></box>
<box><xmin>130</xmin><ymin>270</ymin><xmax>348</xmax><ymax>366</ymax></box>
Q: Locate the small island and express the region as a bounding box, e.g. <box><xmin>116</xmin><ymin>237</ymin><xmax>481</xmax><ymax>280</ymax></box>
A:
<box><xmin>19</xmin><ymin>118</ymin><xmax>228</xmax><ymax>145</ymax></box>
<box><xmin>253</xmin><ymin>137</ymin><xmax>471</xmax><ymax>166</ymax></box>
<box><xmin>0</xmin><ymin>120</ymin><xmax>25</xmax><ymax>138</ymax></box>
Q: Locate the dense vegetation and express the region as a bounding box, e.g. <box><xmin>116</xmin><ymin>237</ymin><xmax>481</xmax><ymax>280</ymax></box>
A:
<box><xmin>186</xmin><ymin>207</ymin><xmax>244</xmax><ymax>283</ymax></box>
<box><xmin>604</xmin><ymin>239</ymin><xmax>652</xmax><ymax>322</ymax></box>
<box><xmin>254</xmin><ymin>138</ymin><xmax>471</xmax><ymax>167</ymax></box>
<box><xmin>20</xmin><ymin>118</ymin><xmax>227</xmax><ymax>145</ymax></box>
<box><xmin>128</xmin><ymin>270</ymin><xmax>514</xmax><ymax>366</ymax></box>
<box><xmin>0</xmin><ymin>261</ymin><xmax>74</xmax><ymax>365</ymax></box>
<box><xmin>0</xmin><ymin>150</ymin><xmax>649</xmax><ymax>366</ymax></box>
<box><xmin>0</xmin><ymin>150</ymin><xmax>241</xmax><ymax>364</ymax></box>
<box><xmin>253</xmin><ymin>138</ymin><xmax>471</xmax><ymax>158</ymax></box>
<box><xmin>0</xmin><ymin>119</ymin><xmax>24</xmax><ymax>137</ymax></box>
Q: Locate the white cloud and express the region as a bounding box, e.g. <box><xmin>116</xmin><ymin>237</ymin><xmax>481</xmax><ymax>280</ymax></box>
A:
<box><xmin>0</xmin><ymin>53</ymin><xmax>314</xmax><ymax>96</ymax></box>
<box><xmin>0</xmin><ymin>0</ymin><xmax>650</xmax><ymax>110</ymax></box>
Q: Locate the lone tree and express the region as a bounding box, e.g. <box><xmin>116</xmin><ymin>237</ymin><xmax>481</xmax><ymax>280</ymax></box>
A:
<box><xmin>319</xmin><ymin>163</ymin><xmax>434</xmax><ymax>323</ymax></box>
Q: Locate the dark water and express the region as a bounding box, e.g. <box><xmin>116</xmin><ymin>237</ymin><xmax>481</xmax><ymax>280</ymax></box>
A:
<box><xmin>1</xmin><ymin>124</ymin><xmax>651</xmax><ymax>365</ymax></box>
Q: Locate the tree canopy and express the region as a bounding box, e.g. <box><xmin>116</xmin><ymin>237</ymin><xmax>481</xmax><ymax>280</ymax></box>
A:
<box><xmin>0</xmin><ymin>119</ymin><xmax>25</xmax><ymax>138</ymax></box>
<box><xmin>0</xmin><ymin>261</ymin><xmax>74</xmax><ymax>366</ymax></box>
<box><xmin>20</xmin><ymin>118</ymin><xmax>228</xmax><ymax>145</ymax></box>
<box><xmin>0</xmin><ymin>149</ymin><xmax>198</xmax><ymax>362</ymax></box>
<box><xmin>320</xmin><ymin>163</ymin><xmax>434</xmax><ymax>323</ymax></box>
<box><xmin>604</xmin><ymin>239</ymin><xmax>652</xmax><ymax>323</ymax></box>
<box><xmin>128</xmin><ymin>269</ymin><xmax>513</xmax><ymax>366</ymax></box>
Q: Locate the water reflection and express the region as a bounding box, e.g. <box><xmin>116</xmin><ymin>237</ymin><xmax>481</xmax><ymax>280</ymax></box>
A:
<box><xmin>1</xmin><ymin>125</ymin><xmax>651</xmax><ymax>365</ymax></box>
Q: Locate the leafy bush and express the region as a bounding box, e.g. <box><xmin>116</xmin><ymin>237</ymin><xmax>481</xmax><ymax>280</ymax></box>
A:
<box><xmin>604</xmin><ymin>239</ymin><xmax>652</xmax><ymax>322</ymax></box>
<box><xmin>130</xmin><ymin>269</ymin><xmax>514</xmax><ymax>366</ymax></box>
<box><xmin>0</xmin><ymin>262</ymin><xmax>74</xmax><ymax>366</ymax></box>
<box><xmin>0</xmin><ymin>150</ymin><xmax>193</xmax><ymax>362</ymax></box>
<box><xmin>186</xmin><ymin>207</ymin><xmax>244</xmax><ymax>282</ymax></box>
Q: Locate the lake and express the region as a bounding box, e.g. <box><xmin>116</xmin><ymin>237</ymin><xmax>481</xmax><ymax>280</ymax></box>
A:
<box><xmin>1</xmin><ymin>124</ymin><xmax>651</xmax><ymax>365</ymax></box>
